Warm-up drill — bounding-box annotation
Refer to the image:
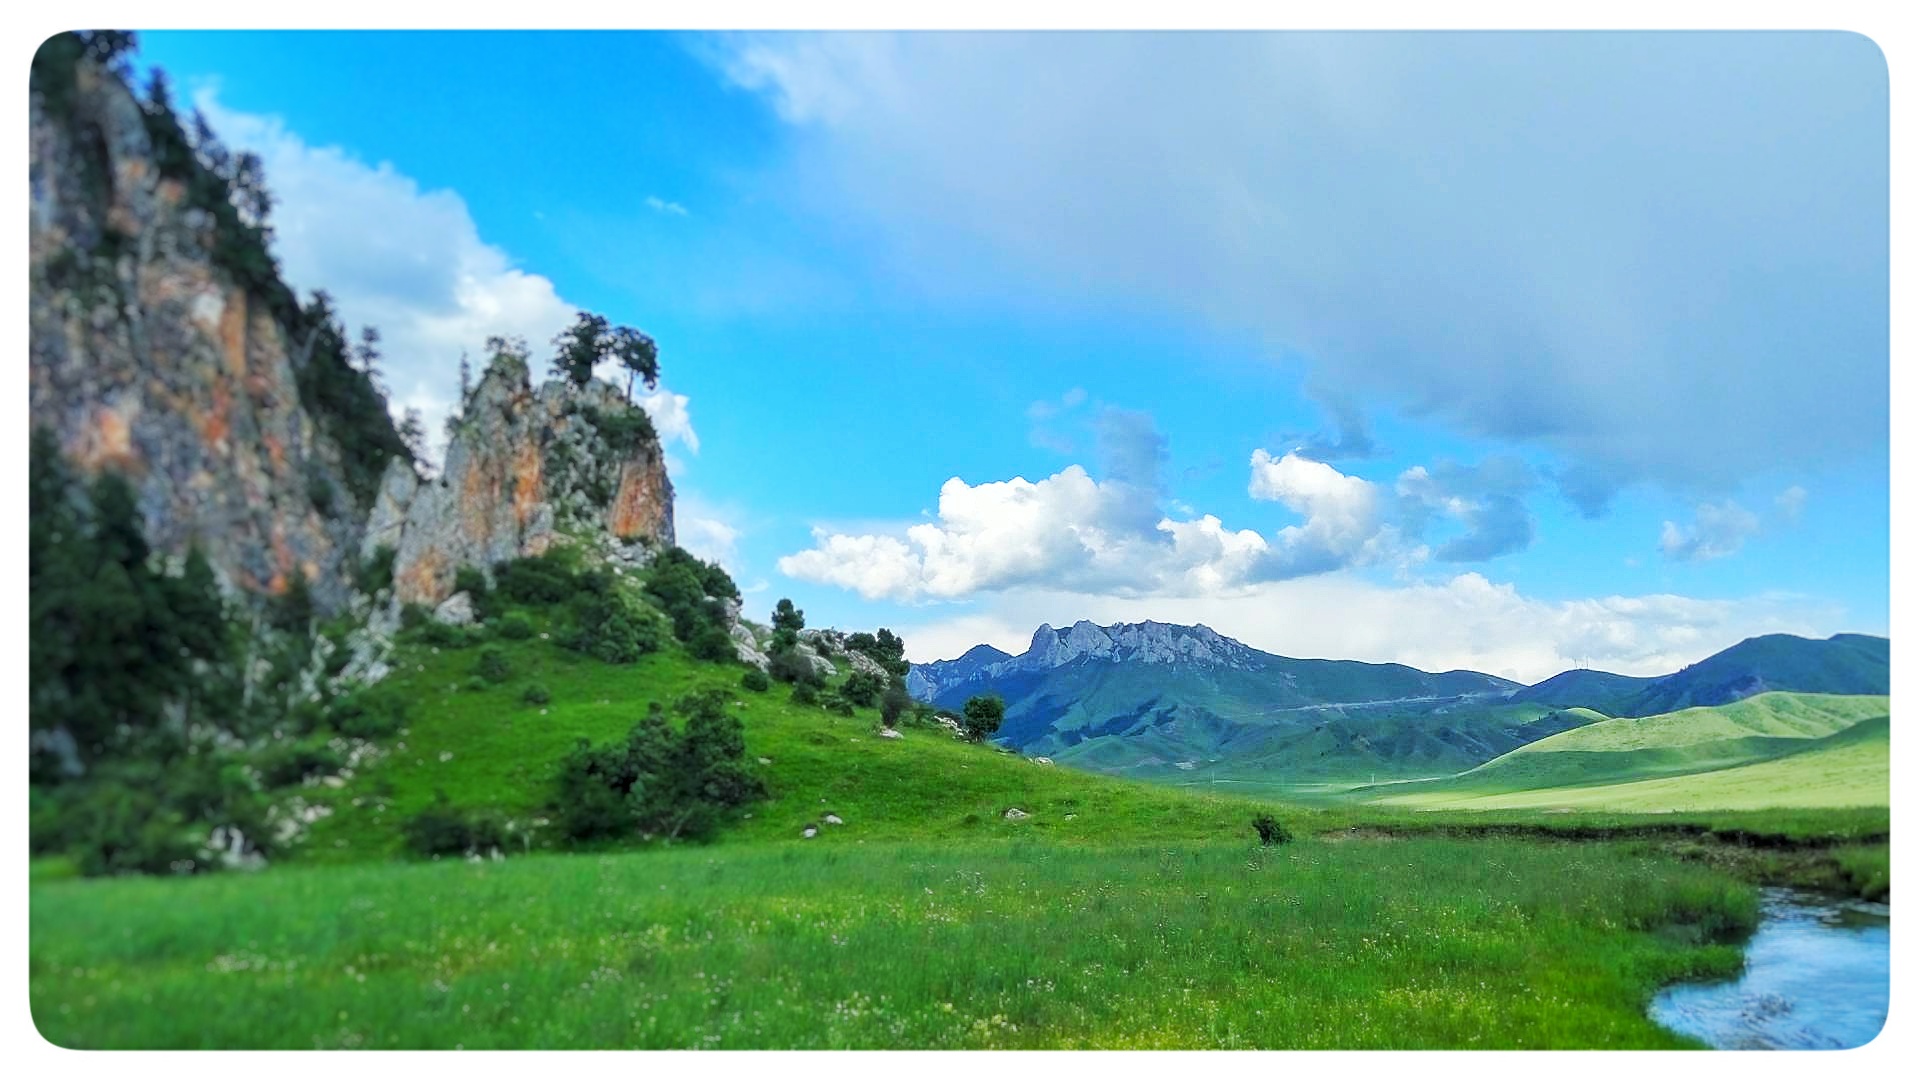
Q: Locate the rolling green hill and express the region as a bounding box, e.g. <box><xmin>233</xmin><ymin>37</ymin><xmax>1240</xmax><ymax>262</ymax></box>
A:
<box><xmin>1609</xmin><ymin>633</ymin><xmax>1889</xmax><ymax>716</ymax></box>
<box><xmin>1364</xmin><ymin>692</ymin><xmax>1889</xmax><ymax>812</ymax></box>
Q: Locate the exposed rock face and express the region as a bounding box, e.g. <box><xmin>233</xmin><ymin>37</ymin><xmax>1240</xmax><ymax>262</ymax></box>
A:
<box><xmin>369</xmin><ymin>355</ymin><xmax>676</xmax><ymax>606</ymax></box>
<box><xmin>30</xmin><ymin>58</ymin><xmax>368</xmax><ymax>611</ymax></box>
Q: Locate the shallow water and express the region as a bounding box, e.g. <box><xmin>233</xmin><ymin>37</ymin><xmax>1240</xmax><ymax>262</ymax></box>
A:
<box><xmin>1650</xmin><ymin>887</ymin><xmax>1889</xmax><ymax>1050</ymax></box>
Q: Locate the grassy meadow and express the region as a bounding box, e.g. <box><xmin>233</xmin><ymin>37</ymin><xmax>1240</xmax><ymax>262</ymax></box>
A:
<box><xmin>27</xmin><ymin>609</ymin><xmax>1893</xmax><ymax>1049</ymax></box>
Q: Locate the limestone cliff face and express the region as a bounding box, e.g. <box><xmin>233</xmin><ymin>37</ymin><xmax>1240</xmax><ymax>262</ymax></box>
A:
<box><xmin>31</xmin><ymin>55</ymin><xmax>677</xmax><ymax>619</ymax></box>
<box><xmin>29</xmin><ymin>58</ymin><xmax>366</xmax><ymax>611</ymax></box>
<box><xmin>368</xmin><ymin>355</ymin><xmax>676</xmax><ymax>606</ymax></box>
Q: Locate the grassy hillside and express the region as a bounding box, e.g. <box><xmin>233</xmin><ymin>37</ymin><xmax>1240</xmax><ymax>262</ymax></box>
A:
<box><xmin>296</xmin><ymin>625</ymin><xmax>1285</xmax><ymax>864</ymax></box>
<box><xmin>1364</xmin><ymin>693</ymin><xmax>1889</xmax><ymax>812</ymax></box>
<box><xmin>1615</xmin><ymin>633</ymin><xmax>1889</xmax><ymax>716</ymax></box>
<box><xmin>1384</xmin><ymin>717</ymin><xmax>1889</xmax><ymax>814</ymax></box>
<box><xmin>1509</xmin><ymin>669</ymin><xmax>1653</xmax><ymax>713</ymax></box>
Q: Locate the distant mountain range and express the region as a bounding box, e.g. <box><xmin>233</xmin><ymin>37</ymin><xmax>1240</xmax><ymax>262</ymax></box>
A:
<box><xmin>907</xmin><ymin>622</ymin><xmax>1890</xmax><ymax>782</ymax></box>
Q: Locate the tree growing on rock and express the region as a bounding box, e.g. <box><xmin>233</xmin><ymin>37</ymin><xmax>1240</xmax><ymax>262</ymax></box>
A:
<box><xmin>550</xmin><ymin>311</ymin><xmax>661</xmax><ymax>394</ymax></box>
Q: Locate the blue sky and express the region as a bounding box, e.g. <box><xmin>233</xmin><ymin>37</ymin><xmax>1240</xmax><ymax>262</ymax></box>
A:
<box><xmin>133</xmin><ymin>31</ymin><xmax>1889</xmax><ymax>681</ymax></box>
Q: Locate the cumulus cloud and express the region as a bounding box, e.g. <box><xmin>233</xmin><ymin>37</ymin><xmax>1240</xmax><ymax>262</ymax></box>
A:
<box><xmin>893</xmin><ymin>572</ymin><xmax>1850</xmax><ymax>684</ymax></box>
<box><xmin>1281</xmin><ymin>389</ymin><xmax>1381</xmax><ymax>463</ymax></box>
<box><xmin>196</xmin><ymin>92</ymin><xmax>698</xmax><ymax>461</ymax></box>
<box><xmin>716</xmin><ymin>32</ymin><xmax>1887</xmax><ymax>502</ymax></box>
<box><xmin>644</xmin><ymin>195</ymin><xmax>689</xmax><ymax>217</ymax></box>
<box><xmin>1659</xmin><ymin>499</ymin><xmax>1763</xmax><ymax>561</ymax></box>
<box><xmin>1247</xmin><ymin>450</ymin><xmax>1398</xmax><ymax>576</ymax></box>
<box><xmin>1396</xmin><ymin>455</ymin><xmax>1537</xmax><ymax>562</ymax></box>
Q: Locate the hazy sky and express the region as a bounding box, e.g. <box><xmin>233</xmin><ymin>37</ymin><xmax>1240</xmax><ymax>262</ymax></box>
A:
<box><xmin>135</xmin><ymin>30</ymin><xmax>1889</xmax><ymax>682</ymax></box>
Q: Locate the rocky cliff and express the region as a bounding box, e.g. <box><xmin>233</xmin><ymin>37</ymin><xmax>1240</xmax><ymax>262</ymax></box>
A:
<box><xmin>29</xmin><ymin>52</ymin><xmax>374</xmax><ymax>612</ymax></box>
<box><xmin>30</xmin><ymin>49</ymin><xmax>677</xmax><ymax>618</ymax></box>
<box><xmin>367</xmin><ymin>351</ymin><xmax>676</xmax><ymax>606</ymax></box>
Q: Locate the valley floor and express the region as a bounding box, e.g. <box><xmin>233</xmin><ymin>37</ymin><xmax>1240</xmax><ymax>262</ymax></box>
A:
<box><xmin>33</xmin><ymin>834</ymin><xmax>1780</xmax><ymax>1049</ymax></box>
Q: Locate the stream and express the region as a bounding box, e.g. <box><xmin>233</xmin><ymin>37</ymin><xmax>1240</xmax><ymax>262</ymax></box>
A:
<box><xmin>1650</xmin><ymin>887</ymin><xmax>1890</xmax><ymax>1049</ymax></box>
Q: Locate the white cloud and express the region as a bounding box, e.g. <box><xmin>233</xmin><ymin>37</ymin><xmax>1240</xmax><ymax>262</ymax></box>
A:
<box><xmin>893</xmin><ymin>572</ymin><xmax>1849</xmax><ymax>684</ymax></box>
<box><xmin>196</xmin><ymin>91</ymin><xmax>698</xmax><ymax>461</ymax></box>
<box><xmin>1659</xmin><ymin>499</ymin><xmax>1762</xmax><ymax>562</ymax></box>
<box><xmin>1776</xmin><ymin>484</ymin><xmax>1809</xmax><ymax>522</ymax></box>
<box><xmin>635</xmin><ymin>387</ymin><xmax>699</xmax><ymax>453</ymax></box>
<box><xmin>645</xmin><ymin>195</ymin><xmax>689</xmax><ymax>217</ymax></box>
<box><xmin>1248</xmin><ymin>450</ymin><xmax>1398</xmax><ymax>575</ymax></box>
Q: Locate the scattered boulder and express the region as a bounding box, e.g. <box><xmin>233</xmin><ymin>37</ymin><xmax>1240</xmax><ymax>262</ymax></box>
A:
<box><xmin>802</xmin><ymin>825</ymin><xmax>818</xmax><ymax>839</ymax></box>
<box><xmin>1031</xmin><ymin>756</ymin><xmax>1054</xmax><ymax>766</ymax></box>
<box><xmin>1003</xmin><ymin>807</ymin><xmax>1031</xmax><ymax>821</ymax></box>
<box><xmin>841</xmin><ymin>648</ymin><xmax>889</xmax><ymax>680</ymax></box>
<box><xmin>795</xmin><ymin>642</ymin><xmax>837</xmax><ymax>679</ymax></box>
<box><xmin>823</xmin><ymin>814</ymin><xmax>844</xmax><ymax>826</ymax></box>
<box><xmin>878</xmin><ymin>727</ymin><xmax>904</xmax><ymax>740</ymax></box>
<box><xmin>432</xmin><ymin>591</ymin><xmax>476</xmax><ymax>626</ymax></box>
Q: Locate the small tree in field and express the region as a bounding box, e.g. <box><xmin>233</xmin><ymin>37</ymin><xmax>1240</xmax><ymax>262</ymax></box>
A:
<box><xmin>880</xmin><ymin>682</ymin><xmax>911</xmax><ymax>729</ymax></box>
<box><xmin>960</xmin><ymin>694</ymin><xmax>1005</xmax><ymax>743</ymax></box>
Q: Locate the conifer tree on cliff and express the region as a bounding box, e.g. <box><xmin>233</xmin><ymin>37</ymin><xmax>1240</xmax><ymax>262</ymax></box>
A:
<box><xmin>551</xmin><ymin>311</ymin><xmax>661</xmax><ymax>396</ymax></box>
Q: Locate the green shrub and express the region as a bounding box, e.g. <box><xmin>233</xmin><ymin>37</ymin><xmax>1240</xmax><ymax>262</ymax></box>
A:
<box><xmin>790</xmin><ymin>683</ymin><xmax>820</xmax><ymax>707</ymax></box>
<box><xmin>454</xmin><ymin>565</ymin><xmax>492</xmax><ymax>615</ymax></box>
<box><xmin>522</xmin><ymin>684</ymin><xmax>551</xmax><ymax>707</ymax></box>
<box><xmin>840</xmin><ymin>670</ymin><xmax>885</xmax><ymax>708</ymax></box>
<box><xmin>492</xmin><ymin>550</ymin><xmax>582</xmax><ymax>607</ymax></box>
<box><xmin>961</xmin><ymin>695</ymin><xmax>1006</xmax><ymax>742</ymax></box>
<box><xmin>399</xmin><ymin>602</ymin><xmax>432</xmax><ymax>630</ymax></box>
<box><xmin>822</xmin><ymin>695</ymin><xmax>855</xmax><ymax>717</ymax></box>
<box><xmin>1253</xmin><ymin>814</ymin><xmax>1293</xmax><ymax>846</ymax></box>
<box><xmin>551</xmin><ymin>692</ymin><xmax>764</xmax><ymax>844</ymax></box>
<box><xmin>880</xmin><ymin>683</ymin><xmax>912</xmax><ymax>728</ymax></box>
<box><xmin>565</xmin><ymin>591</ymin><xmax>662</xmax><ymax>664</ymax></box>
<box><xmin>255</xmin><ymin>738</ymin><xmax>346</xmax><ymax>789</ymax></box>
<box><xmin>741</xmin><ymin>668</ymin><xmax>771</xmax><ymax>692</ymax></box>
<box><xmin>689</xmin><ymin>624</ymin><xmax>740</xmax><ymax>663</ymax></box>
<box><xmin>496</xmin><ymin>611</ymin><xmax>535</xmax><ymax>640</ymax></box>
<box><xmin>476</xmin><ymin>647</ymin><xmax>512</xmax><ymax>684</ymax></box>
<box><xmin>420</xmin><ymin>621</ymin><xmax>469</xmax><ymax>648</ymax></box>
<box><xmin>768</xmin><ymin>649</ymin><xmax>819</xmax><ymax>686</ymax></box>
<box><xmin>330</xmin><ymin>691</ymin><xmax>407</xmax><ymax>739</ymax></box>
<box><xmin>403</xmin><ymin>793</ymin><xmax>508</xmax><ymax>858</ymax></box>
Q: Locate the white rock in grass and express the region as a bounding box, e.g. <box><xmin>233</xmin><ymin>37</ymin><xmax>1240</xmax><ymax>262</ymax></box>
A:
<box><xmin>878</xmin><ymin>728</ymin><xmax>903</xmax><ymax>740</ymax></box>
<box><xmin>1003</xmin><ymin>807</ymin><xmax>1031</xmax><ymax>821</ymax></box>
<box><xmin>1031</xmin><ymin>756</ymin><xmax>1054</xmax><ymax>766</ymax></box>
<box><xmin>824</xmin><ymin>814</ymin><xmax>843</xmax><ymax>826</ymax></box>
<box><xmin>802</xmin><ymin>825</ymin><xmax>818</xmax><ymax>839</ymax></box>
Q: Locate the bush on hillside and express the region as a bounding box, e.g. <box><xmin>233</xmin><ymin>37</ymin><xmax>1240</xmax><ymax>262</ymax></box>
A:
<box><xmin>404</xmin><ymin>792</ymin><xmax>508</xmax><ymax>858</ymax></box>
<box><xmin>550</xmin><ymin>691</ymin><xmax>764</xmax><ymax>844</ymax></box>
<box><xmin>880</xmin><ymin>682</ymin><xmax>912</xmax><ymax>729</ymax></box>
<box><xmin>768</xmin><ymin>649</ymin><xmax>820</xmax><ymax>687</ymax></box>
<box><xmin>961</xmin><ymin>695</ymin><xmax>1006</xmax><ymax>742</ymax></box>
<box><xmin>564</xmin><ymin>591</ymin><xmax>662</xmax><ymax>664</ymax></box>
<box><xmin>1253</xmin><ymin>814</ymin><xmax>1293</xmax><ymax>846</ymax></box>
<box><xmin>689</xmin><ymin>623</ymin><xmax>740</xmax><ymax>664</ymax></box>
<box><xmin>496</xmin><ymin>611</ymin><xmax>535</xmax><ymax>640</ymax></box>
<box><xmin>840</xmin><ymin>671</ymin><xmax>885</xmax><ymax>709</ymax></box>
<box><xmin>790</xmin><ymin>683</ymin><xmax>820</xmax><ymax>707</ymax></box>
<box><xmin>419</xmin><ymin>621</ymin><xmax>470</xmax><ymax>649</ymax></box>
<box><xmin>492</xmin><ymin>549</ymin><xmax>581</xmax><ymax>607</ymax></box>
<box><xmin>356</xmin><ymin>544</ymin><xmax>397</xmax><ymax>595</ymax></box>
<box><xmin>741</xmin><ymin>667</ymin><xmax>771</xmax><ymax>692</ymax></box>
<box><xmin>522</xmin><ymin>684</ymin><xmax>551</xmax><ymax>707</ymax></box>
<box><xmin>476</xmin><ymin>647</ymin><xmax>513</xmax><ymax>684</ymax></box>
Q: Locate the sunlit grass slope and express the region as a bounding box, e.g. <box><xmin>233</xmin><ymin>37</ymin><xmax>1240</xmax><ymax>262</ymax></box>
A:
<box><xmin>1360</xmin><ymin>692</ymin><xmax>1888</xmax><ymax>806</ymax></box>
<box><xmin>1382</xmin><ymin>715</ymin><xmax>1890</xmax><ymax>813</ymax></box>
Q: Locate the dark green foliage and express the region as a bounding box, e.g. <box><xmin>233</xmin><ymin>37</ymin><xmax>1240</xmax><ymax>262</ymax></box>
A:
<box><xmin>1253</xmin><ymin>814</ymin><xmax>1293</xmax><ymax>846</ymax></box>
<box><xmin>269</xmin><ymin>571</ymin><xmax>313</xmax><ymax>638</ymax></box>
<box><xmin>962</xmin><ymin>695</ymin><xmax>1006</xmax><ymax>743</ymax></box>
<box><xmin>741</xmin><ymin>668</ymin><xmax>772</xmax><ymax>693</ymax></box>
<box><xmin>642</xmin><ymin>546</ymin><xmax>738</xmax><ymax>645</ymax></box>
<box><xmin>355</xmin><ymin>544</ymin><xmax>397</xmax><ymax>595</ymax></box>
<box><xmin>577</xmin><ymin>403</ymin><xmax>657</xmax><ymax>453</ymax></box>
<box><xmin>399</xmin><ymin>602</ymin><xmax>432</xmax><ymax>631</ymax></box>
<box><xmin>772</xmin><ymin>598</ymin><xmax>805</xmax><ymax>634</ymax></box>
<box><xmin>840</xmin><ymin>671</ymin><xmax>885</xmax><ymax>709</ymax></box>
<box><xmin>690</xmin><ymin>624</ymin><xmax>740</xmax><ymax>664</ymax></box>
<box><xmin>551</xmin><ymin>692</ymin><xmax>764</xmax><ymax>844</ymax></box>
<box><xmin>495</xmin><ymin>611</ymin><xmax>535</xmax><ymax>640</ymax></box>
<box><xmin>419</xmin><ymin>621</ymin><xmax>470</xmax><ymax>649</ymax></box>
<box><xmin>822</xmin><ymin>696</ymin><xmax>855</xmax><ymax>718</ymax></box>
<box><xmin>255</xmin><ymin>738</ymin><xmax>346</xmax><ymax>789</ymax></box>
<box><xmin>476</xmin><ymin>648</ymin><xmax>513</xmax><ymax>684</ymax></box>
<box><xmin>29</xmin><ymin>432</ymin><xmax>238</xmax><ymax>776</ymax></box>
<box><xmin>289</xmin><ymin>294</ymin><xmax>411</xmax><ymax>509</ymax></box>
<box><xmin>564</xmin><ymin>590</ymin><xmax>662</xmax><ymax>665</ymax></box>
<box><xmin>491</xmin><ymin>549</ymin><xmax>581</xmax><ymax>607</ymax></box>
<box><xmin>550</xmin><ymin>311</ymin><xmax>662</xmax><ymax>393</ymax></box>
<box><xmin>522</xmin><ymin>684</ymin><xmax>551</xmax><ymax>707</ymax></box>
<box><xmin>306</xmin><ymin>472</ymin><xmax>335</xmax><ymax>515</ymax></box>
<box><xmin>845</xmin><ymin>628</ymin><xmax>911</xmax><ymax>677</ymax></box>
<box><xmin>454</xmin><ymin>565</ymin><xmax>492</xmax><ymax>612</ymax></box>
<box><xmin>880</xmin><ymin>682</ymin><xmax>912</xmax><ymax>728</ymax></box>
<box><xmin>328</xmin><ymin>690</ymin><xmax>408</xmax><ymax>740</ymax></box>
<box><xmin>768</xmin><ymin>649</ymin><xmax>821</xmax><ymax>687</ymax></box>
<box><xmin>404</xmin><ymin>792</ymin><xmax>508</xmax><ymax>858</ymax></box>
<box><xmin>790</xmin><ymin>683</ymin><xmax>821</xmax><ymax>708</ymax></box>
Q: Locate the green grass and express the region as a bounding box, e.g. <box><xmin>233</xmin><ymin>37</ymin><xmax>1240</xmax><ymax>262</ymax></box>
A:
<box><xmin>1377</xmin><ymin>716</ymin><xmax>1890</xmax><ymax>814</ymax></box>
<box><xmin>30</xmin><ymin>835</ymin><xmax>1758</xmax><ymax>1049</ymax></box>
<box><xmin>1359</xmin><ymin>692</ymin><xmax>1889</xmax><ymax>810</ymax></box>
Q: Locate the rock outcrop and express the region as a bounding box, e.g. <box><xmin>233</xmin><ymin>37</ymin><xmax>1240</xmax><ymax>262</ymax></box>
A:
<box><xmin>30</xmin><ymin>55</ymin><xmax>371</xmax><ymax>611</ymax></box>
<box><xmin>367</xmin><ymin>354</ymin><xmax>675</xmax><ymax>606</ymax></box>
